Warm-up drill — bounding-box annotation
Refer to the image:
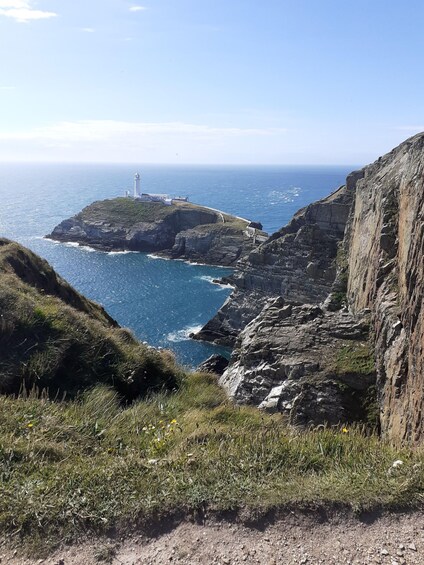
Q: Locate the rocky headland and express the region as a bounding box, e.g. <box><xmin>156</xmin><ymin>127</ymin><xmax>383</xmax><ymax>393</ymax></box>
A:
<box><xmin>194</xmin><ymin>180</ymin><xmax>355</xmax><ymax>345</ymax></box>
<box><xmin>48</xmin><ymin>198</ymin><xmax>267</xmax><ymax>267</ymax></box>
<box><xmin>210</xmin><ymin>133</ymin><xmax>424</xmax><ymax>444</ymax></box>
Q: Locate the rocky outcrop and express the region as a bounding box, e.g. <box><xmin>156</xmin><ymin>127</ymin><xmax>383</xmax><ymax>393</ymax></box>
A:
<box><xmin>48</xmin><ymin>198</ymin><xmax>266</xmax><ymax>267</ymax></box>
<box><xmin>221</xmin><ymin>298</ymin><xmax>376</xmax><ymax>426</ymax></box>
<box><xmin>345</xmin><ymin>133</ymin><xmax>424</xmax><ymax>443</ymax></box>
<box><xmin>218</xmin><ymin>133</ymin><xmax>424</xmax><ymax>442</ymax></box>
<box><xmin>195</xmin><ymin>183</ymin><xmax>355</xmax><ymax>345</ymax></box>
<box><xmin>197</xmin><ymin>354</ymin><xmax>229</xmax><ymax>376</ymax></box>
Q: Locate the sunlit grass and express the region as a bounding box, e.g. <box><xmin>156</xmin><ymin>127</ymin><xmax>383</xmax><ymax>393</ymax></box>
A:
<box><xmin>0</xmin><ymin>372</ymin><xmax>422</xmax><ymax>554</ymax></box>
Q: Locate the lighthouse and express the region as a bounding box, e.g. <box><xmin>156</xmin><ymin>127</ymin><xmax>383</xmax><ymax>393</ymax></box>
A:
<box><xmin>134</xmin><ymin>172</ymin><xmax>141</xmax><ymax>198</ymax></box>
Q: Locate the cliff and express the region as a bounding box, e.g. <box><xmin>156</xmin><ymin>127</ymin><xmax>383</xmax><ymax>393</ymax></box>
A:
<box><xmin>0</xmin><ymin>238</ymin><xmax>181</xmax><ymax>399</ymax></box>
<box><xmin>48</xmin><ymin>198</ymin><xmax>267</xmax><ymax>266</ymax></box>
<box><xmin>345</xmin><ymin>134</ymin><xmax>424</xmax><ymax>443</ymax></box>
<box><xmin>217</xmin><ymin>134</ymin><xmax>424</xmax><ymax>442</ymax></box>
<box><xmin>194</xmin><ymin>182</ymin><xmax>354</xmax><ymax>345</ymax></box>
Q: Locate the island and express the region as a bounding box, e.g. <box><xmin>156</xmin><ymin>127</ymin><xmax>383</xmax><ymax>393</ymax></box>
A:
<box><xmin>47</xmin><ymin>197</ymin><xmax>268</xmax><ymax>266</ymax></box>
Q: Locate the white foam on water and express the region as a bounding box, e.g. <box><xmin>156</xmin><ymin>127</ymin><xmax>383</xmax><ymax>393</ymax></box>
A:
<box><xmin>197</xmin><ymin>275</ymin><xmax>216</xmax><ymax>284</ymax></box>
<box><xmin>43</xmin><ymin>237</ymin><xmax>61</xmax><ymax>245</ymax></box>
<box><xmin>107</xmin><ymin>250</ymin><xmax>137</xmax><ymax>255</ymax></box>
<box><xmin>147</xmin><ymin>253</ymin><xmax>170</xmax><ymax>261</ymax></box>
<box><xmin>166</xmin><ymin>324</ymin><xmax>203</xmax><ymax>343</ymax></box>
<box><xmin>268</xmin><ymin>186</ymin><xmax>302</xmax><ymax>205</ymax></box>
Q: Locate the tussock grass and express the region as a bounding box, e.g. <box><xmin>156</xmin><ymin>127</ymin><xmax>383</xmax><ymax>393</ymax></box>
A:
<box><xmin>0</xmin><ymin>373</ymin><xmax>423</xmax><ymax>553</ymax></box>
<box><xmin>0</xmin><ymin>239</ymin><xmax>182</xmax><ymax>399</ymax></box>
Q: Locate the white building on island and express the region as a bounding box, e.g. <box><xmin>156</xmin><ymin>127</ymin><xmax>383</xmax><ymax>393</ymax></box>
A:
<box><xmin>127</xmin><ymin>172</ymin><xmax>189</xmax><ymax>206</ymax></box>
<box><xmin>134</xmin><ymin>172</ymin><xmax>141</xmax><ymax>197</ymax></box>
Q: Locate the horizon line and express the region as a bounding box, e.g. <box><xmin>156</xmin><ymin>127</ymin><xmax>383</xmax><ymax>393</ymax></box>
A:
<box><xmin>0</xmin><ymin>160</ymin><xmax>363</xmax><ymax>168</ymax></box>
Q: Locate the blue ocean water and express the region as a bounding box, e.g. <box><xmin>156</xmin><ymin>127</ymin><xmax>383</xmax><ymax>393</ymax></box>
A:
<box><xmin>0</xmin><ymin>163</ymin><xmax>354</xmax><ymax>367</ymax></box>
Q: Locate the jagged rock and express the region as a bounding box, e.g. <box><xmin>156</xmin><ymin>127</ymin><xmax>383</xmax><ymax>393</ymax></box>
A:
<box><xmin>197</xmin><ymin>354</ymin><xmax>229</xmax><ymax>376</ymax></box>
<box><xmin>48</xmin><ymin>198</ymin><xmax>267</xmax><ymax>267</ymax></box>
<box><xmin>218</xmin><ymin>134</ymin><xmax>424</xmax><ymax>441</ymax></box>
<box><xmin>345</xmin><ymin>133</ymin><xmax>424</xmax><ymax>443</ymax></box>
<box><xmin>195</xmin><ymin>184</ymin><xmax>354</xmax><ymax>345</ymax></box>
<box><xmin>220</xmin><ymin>298</ymin><xmax>376</xmax><ymax>426</ymax></box>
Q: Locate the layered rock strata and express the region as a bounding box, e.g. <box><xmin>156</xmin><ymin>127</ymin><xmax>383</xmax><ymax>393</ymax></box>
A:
<box><xmin>195</xmin><ymin>183</ymin><xmax>355</xmax><ymax>345</ymax></box>
<box><xmin>345</xmin><ymin>133</ymin><xmax>424</xmax><ymax>443</ymax></box>
<box><xmin>219</xmin><ymin>134</ymin><xmax>424</xmax><ymax>442</ymax></box>
<box><xmin>221</xmin><ymin>298</ymin><xmax>375</xmax><ymax>426</ymax></box>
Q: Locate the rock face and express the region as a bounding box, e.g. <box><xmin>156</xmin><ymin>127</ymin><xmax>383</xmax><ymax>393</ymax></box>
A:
<box><xmin>48</xmin><ymin>198</ymin><xmax>266</xmax><ymax>267</ymax></box>
<box><xmin>195</xmin><ymin>183</ymin><xmax>354</xmax><ymax>345</ymax></box>
<box><xmin>196</xmin><ymin>354</ymin><xmax>229</xmax><ymax>376</ymax></box>
<box><xmin>221</xmin><ymin>298</ymin><xmax>376</xmax><ymax>426</ymax></box>
<box><xmin>218</xmin><ymin>133</ymin><xmax>424</xmax><ymax>442</ymax></box>
<box><xmin>345</xmin><ymin>133</ymin><xmax>424</xmax><ymax>443</ymax></box>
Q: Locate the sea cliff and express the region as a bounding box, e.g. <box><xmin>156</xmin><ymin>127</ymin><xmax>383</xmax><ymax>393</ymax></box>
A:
<box><xmin>194</xmin><ymin>181</ymin><xmax>354</xmax><ymax>345</ymax></box>
<box><xmin>216</xmin><ymin>134</ymin><xmax>424</xmax><ymax>443</ymax></box>
<box><xmin>48</xmin><ymin>198</ymin><xmax>267</xmax><ymax>267</ymax></box>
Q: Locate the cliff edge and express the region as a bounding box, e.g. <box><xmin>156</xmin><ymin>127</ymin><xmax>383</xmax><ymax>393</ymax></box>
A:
<box><xmin>48</xmin><ymin>198</ymin><xmax>267</xmax><ymax>266</ymax></box>
<box><xmin>345</xmin><ymin>133</ymin><xmax>424</xmax><ymax>443</ymax></box>
<box><xmin>218</xmin><ymin>134</ymin><xmax>424</xmax><ymax>443</ymax></box>
<box><xmin>0</xmin><ymin>238</ymin><xmax>181</xmax><ymax>399</ymax></box>
<box><xmin>194</xmin><ymin>182</ymin><xmax>354</xmax><ymax>345</ymax></box>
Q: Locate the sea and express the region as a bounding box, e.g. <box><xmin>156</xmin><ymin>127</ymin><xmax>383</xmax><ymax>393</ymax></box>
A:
<box><xmin>0</xmin><ymin>163</ymin><xmax>355</xmax><ymax>368</ymax></box>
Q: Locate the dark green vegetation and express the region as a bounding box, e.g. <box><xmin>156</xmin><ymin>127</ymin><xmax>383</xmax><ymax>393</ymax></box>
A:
<box><xmin>334</xmin><ymin>343</ymin><xmax>375</xmax><ymax>376</ymax></box>
<box><xmin>0</xmin><ymin>239</ymin><xmax>181</xmax><ymax>399</ymax></box>
<box><xmin>78</xmin><ymin>198</ymin><xmax>178</xmax><ymax>227</ymax></box>
<box><xmin>1</xmin><ymin>374</ymin><xmax>423</xmax><ymax>554</ymax></box>
<box><xmin>77</xmin><ymin>198</ymin><xmax>249</xmax><ymax>230</ymax></box>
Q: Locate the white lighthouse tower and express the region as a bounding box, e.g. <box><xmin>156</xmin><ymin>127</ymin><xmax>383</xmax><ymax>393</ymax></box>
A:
<box><xmin>134</xmin><ymin>172</ymin><xmax>141</xmax><ymax>198</ymax></box>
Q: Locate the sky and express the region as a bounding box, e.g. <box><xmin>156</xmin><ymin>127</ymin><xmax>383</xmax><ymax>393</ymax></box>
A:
<box><xmin>0</xmin><ymin>0</ymin><xmax>424</xmax><ymax>165</ymax></box>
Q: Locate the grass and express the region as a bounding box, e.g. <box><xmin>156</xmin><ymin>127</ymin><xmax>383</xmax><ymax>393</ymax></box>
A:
<box><xmin>1</xmin><ymin>239</ymin><xmax>423</xmax><ymax>557</ymax></box>
<box><xmin>0</xmin><ymin>239</ymin><xmax>182</xmax><ymax>399</ymax></box>
<box><xmin>77</xmin><ymin>198</ymin><xmax>260</xmax><ymax>237</ymax></box>
<box><xmin>334</xmin><ymin>343</ymin><xmax>375</xmax><ymax>376</ymax></box>
<box><xmin>78</xmin><ymin>198</ymin><xmax>177</xmax><ymax>226</ymax></box>
<box><xmin>0</xmin><ymin>373</ymin><xmax>423</xmax><ymax>555</ymax></box>
<box><xmin>77</xmin><ymin>198</ymin><xmax>249</xmax><ymax>229</ymax></box>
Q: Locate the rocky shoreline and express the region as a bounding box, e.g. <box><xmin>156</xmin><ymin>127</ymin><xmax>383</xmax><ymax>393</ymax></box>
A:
<box><xmin>47</xmin><ymin>198</ymin><xmax>268</xmax><ymax>267</ymax></box>
<box><xmin>208</xmin><ymin>133</ymin><xmax>424</xmax><ymax>443</ymax></box>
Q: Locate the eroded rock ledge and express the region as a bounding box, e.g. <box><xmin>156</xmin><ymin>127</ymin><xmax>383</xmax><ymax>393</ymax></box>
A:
<box><xmin>194</xmin><ymin>181</ymin><xmax>356</xmax><ymax>345</ymax></box>
<box><xmin>217</xmin><ymin>133</ymin><xmax>424</xmax><ymax>443</ymax></box>
<box><xmin>221</xmin><ymin>298</ymin><xmax>376</xmax><ymax>426</ymax></box>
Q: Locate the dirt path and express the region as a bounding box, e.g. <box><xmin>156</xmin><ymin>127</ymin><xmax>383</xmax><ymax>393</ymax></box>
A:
<box><xmin>2</xmin><ymin>511</ymin><xmax>424</xmax><ymax>565</ymax></box>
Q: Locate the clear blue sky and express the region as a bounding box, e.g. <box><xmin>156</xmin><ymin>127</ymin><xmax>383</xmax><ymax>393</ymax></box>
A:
<box><xmin>1</xmin><ymin>0</ymin><xmax>423</xmax><ymax>164</ymax></box>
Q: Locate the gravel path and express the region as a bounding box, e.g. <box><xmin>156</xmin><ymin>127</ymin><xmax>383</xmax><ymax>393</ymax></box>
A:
<box><xmin>2</xmin><ymin>511</ymin><xmax>424</xmax><ymax>565</ymax></box>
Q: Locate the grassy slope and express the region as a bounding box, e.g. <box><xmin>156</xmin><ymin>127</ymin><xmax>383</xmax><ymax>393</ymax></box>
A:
<box><xmin>78</xmin><ymin>198</ymin><xmax>178</xmax><ymax>227</ymax></box>
<box><xmin>76</xmin><ymin>198</ymin><xmax>270</xmax><ymax>241</ymax></box>
<box><xmin>77</xmin><ymin>198</ymin><xmax>249</xmax><ymax>229</ymax></box>
<box><xmin>0</xmin><ymin>239</ymin><xmax>182</xmax><ymax>399</ymax></box>
<box><xmin>1</xmin><ymin>374</ymin><xmax>423</xmax><ymax>554</ymax></box>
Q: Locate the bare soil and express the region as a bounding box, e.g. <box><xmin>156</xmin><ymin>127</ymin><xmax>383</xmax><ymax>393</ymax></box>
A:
<box><xmin>1</xmin><ymin>510</ymin><xmax>424</xmax><ymax>565</ymax></box>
